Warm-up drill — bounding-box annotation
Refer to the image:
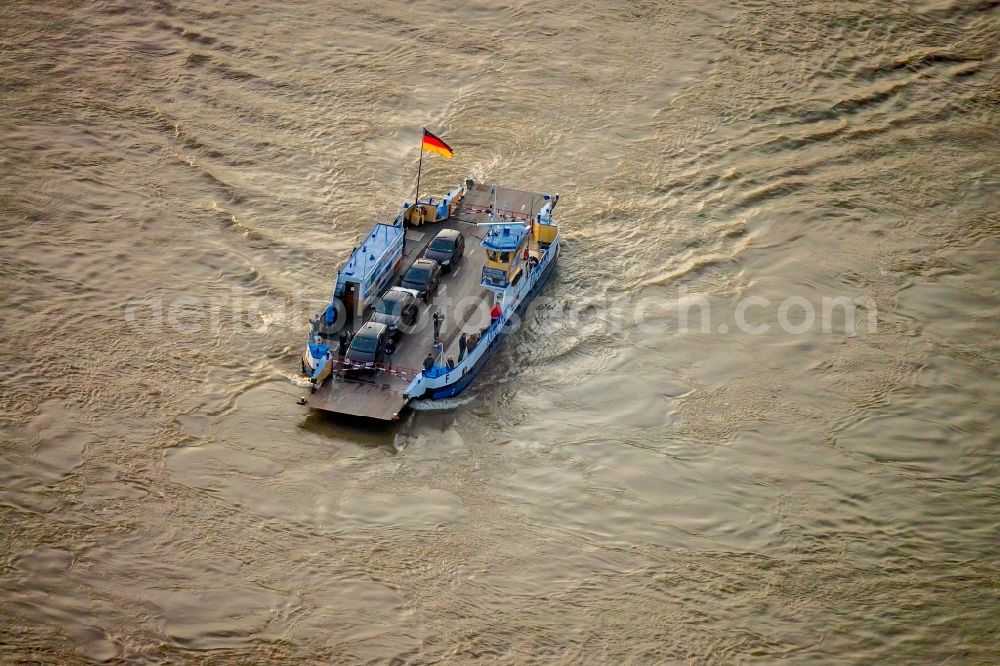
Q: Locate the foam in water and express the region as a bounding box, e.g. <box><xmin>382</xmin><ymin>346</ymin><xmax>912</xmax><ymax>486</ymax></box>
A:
<box><xmin>408</xmin><ymin>394</ymin><xmax>478</xmax><ymax>411</ymax></box>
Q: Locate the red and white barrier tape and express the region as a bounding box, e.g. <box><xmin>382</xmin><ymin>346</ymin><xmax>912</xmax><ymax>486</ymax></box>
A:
<box><xmin>335</xmin><ymin>357</ymin><xmax>417</xmax><ymax>380</ymax></box>
<box><xmin>458</xmin><ymin>206</ymin><xmax>532</xmax><ymax>222</ymax></box>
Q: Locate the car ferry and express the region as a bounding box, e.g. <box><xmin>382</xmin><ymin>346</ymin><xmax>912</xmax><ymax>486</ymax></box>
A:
<box><xmin>301</xmin><ymin>177</ymin><xmax>560</xmax><ymax>420</ymax></box>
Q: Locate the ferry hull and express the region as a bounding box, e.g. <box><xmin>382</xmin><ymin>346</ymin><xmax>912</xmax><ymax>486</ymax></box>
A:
<box><xmin>427</xmin><ymin>246</ymin><xmax>558</xmax><ymax>400</ymax></box>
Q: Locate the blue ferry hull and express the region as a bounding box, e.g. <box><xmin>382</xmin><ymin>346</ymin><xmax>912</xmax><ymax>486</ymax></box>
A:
<box><xmin>428</xmin><ymin>249</ymin><xmax>558</xmax><ymax>400</ymax></box>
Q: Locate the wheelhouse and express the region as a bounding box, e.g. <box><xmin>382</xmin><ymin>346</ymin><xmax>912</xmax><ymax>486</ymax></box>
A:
<box><xmin>481</xmin><ymin>224</ymin><xmax>530</xmax><ymax>291</ymax></box>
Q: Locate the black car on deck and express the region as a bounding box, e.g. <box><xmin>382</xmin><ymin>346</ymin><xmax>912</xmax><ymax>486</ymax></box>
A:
<box><xmin>344</xmin><ymin>321</ymin><xmax>389</xmax><ymax>372</ymax></box>
<box><xmin>399</xmin><ymin>258</ymin><xmax>441</xmax><ymax>302</ymax></box>
<box><xmin>371</xmin><ymin>287</ymin><xmax>420</xmax><ymax>340</ymax></box>
<box><xmin>423</xmin><ymin>229</ymin><xmax>466</xmax><ymax>273</ymax></box>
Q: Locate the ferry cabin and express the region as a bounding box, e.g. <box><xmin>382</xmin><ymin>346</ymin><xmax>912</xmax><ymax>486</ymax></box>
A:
<box><xmin>334</xmin><ymin>223</ymin><xmax>404</xmax><ymax>320</ymax></box>
<box><xmin>480</xmin><ymin>219</ymin><xmax>559</xmax><ymax>293</ymax></box>
<box><xmin>481</xmin><ymin>224</ymin><xmax>530</xmax><ymax>291</ymax></box>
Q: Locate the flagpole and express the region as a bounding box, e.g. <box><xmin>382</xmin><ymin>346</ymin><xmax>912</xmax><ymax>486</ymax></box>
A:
<box><xmin>414</xmin><ymin>128</ymin><xmax>425</xmax><ymax>210</ymax></box>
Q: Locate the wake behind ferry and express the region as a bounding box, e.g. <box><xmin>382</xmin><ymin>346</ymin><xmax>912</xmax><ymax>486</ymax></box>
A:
<box><xmin>300</xmin><ymin>133</ymin><xmax>560</xmax><ymax>420</ymax></box>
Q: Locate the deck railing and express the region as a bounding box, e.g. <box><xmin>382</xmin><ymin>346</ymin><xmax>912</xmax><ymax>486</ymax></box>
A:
<box><xmin>313</xmin><ymin>357</ymin><xmax>419</xmax><ymax>383</ymax></box>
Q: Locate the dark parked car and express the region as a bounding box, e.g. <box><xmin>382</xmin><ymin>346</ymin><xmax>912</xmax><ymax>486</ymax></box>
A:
<box><xmin>423</xmin><ymin>229</ymin><xmax>465</xmax><ymax>273</ymax></box>
<box><xmin>344</xmin><ymin>321</ymin><xmax>389</xmax><ymax>372</ymax></box>
<box><xmin>399</xmin><ymin>258</ymin><xmax>441</xmax><ymax>302</ymax></box>
<box><xmin>371</xmin><ymin>287</ymin><xmax>420</xmax><ymax>339</ymax></box>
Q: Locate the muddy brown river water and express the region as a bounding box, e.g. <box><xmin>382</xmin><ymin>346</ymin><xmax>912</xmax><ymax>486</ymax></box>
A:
<box><xmin>1</xmin><ymin>0</ymin><xmax>998</xmax><ymax>662</ymax></box>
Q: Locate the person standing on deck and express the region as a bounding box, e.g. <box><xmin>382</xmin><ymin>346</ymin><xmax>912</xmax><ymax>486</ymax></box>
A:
<box><xmin>423</xmin><ymin>353</ymin><xmax>434</xmax><ymax>375</ymax></box>
<box><xmin>490</xmin><ymin>301</ymin><xmax>502</xmax><ymax>324</ymax></box>
<box><xmin>432</xmin><ymin>337</ymin><xmax>443</xmax><ymax>360</ymax></box>
<box><xmin>338</xmin><ymin>329</ymin><xmax>349</xmax><ymax>358</ymax></box>
<box><xmin>432</xmin><ymin>310</ymin><xmax>444</xmax><ymax>340</ymax></box>
<box><xmin>458</xmin><ymin>332</ymin><xmax>468</xmax><ymax>362</ymax></box>
<box><xmin>383</xmin><ymin>338</ymin><xmax>395</xmax><ymax>369</ymax></box>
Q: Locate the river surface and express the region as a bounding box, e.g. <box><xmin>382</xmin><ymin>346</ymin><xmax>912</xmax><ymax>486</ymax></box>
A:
<box><xmin>1</xmin><ymin>0</ymin><xmax>998</xmax><ymax>662</ymax></box>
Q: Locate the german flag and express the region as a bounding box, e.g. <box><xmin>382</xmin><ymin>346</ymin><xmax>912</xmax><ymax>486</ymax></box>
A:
<box><xmin>421</xmin><ymin>128</ymin><xmax>454</xmax><ymax>159</ymax></box>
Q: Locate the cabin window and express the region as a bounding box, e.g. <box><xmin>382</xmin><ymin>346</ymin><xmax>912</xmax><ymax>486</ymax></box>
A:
<box><xmin>499</xmin><ymin>252</ymin><xmax>511</xmax><ymax>262</ymax></box>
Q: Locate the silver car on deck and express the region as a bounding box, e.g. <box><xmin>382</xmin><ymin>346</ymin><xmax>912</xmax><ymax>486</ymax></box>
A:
<box><xmin>370</xmin><ymin>287</ymin><xmax>420</xmax><ymax>340</ymax></box>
